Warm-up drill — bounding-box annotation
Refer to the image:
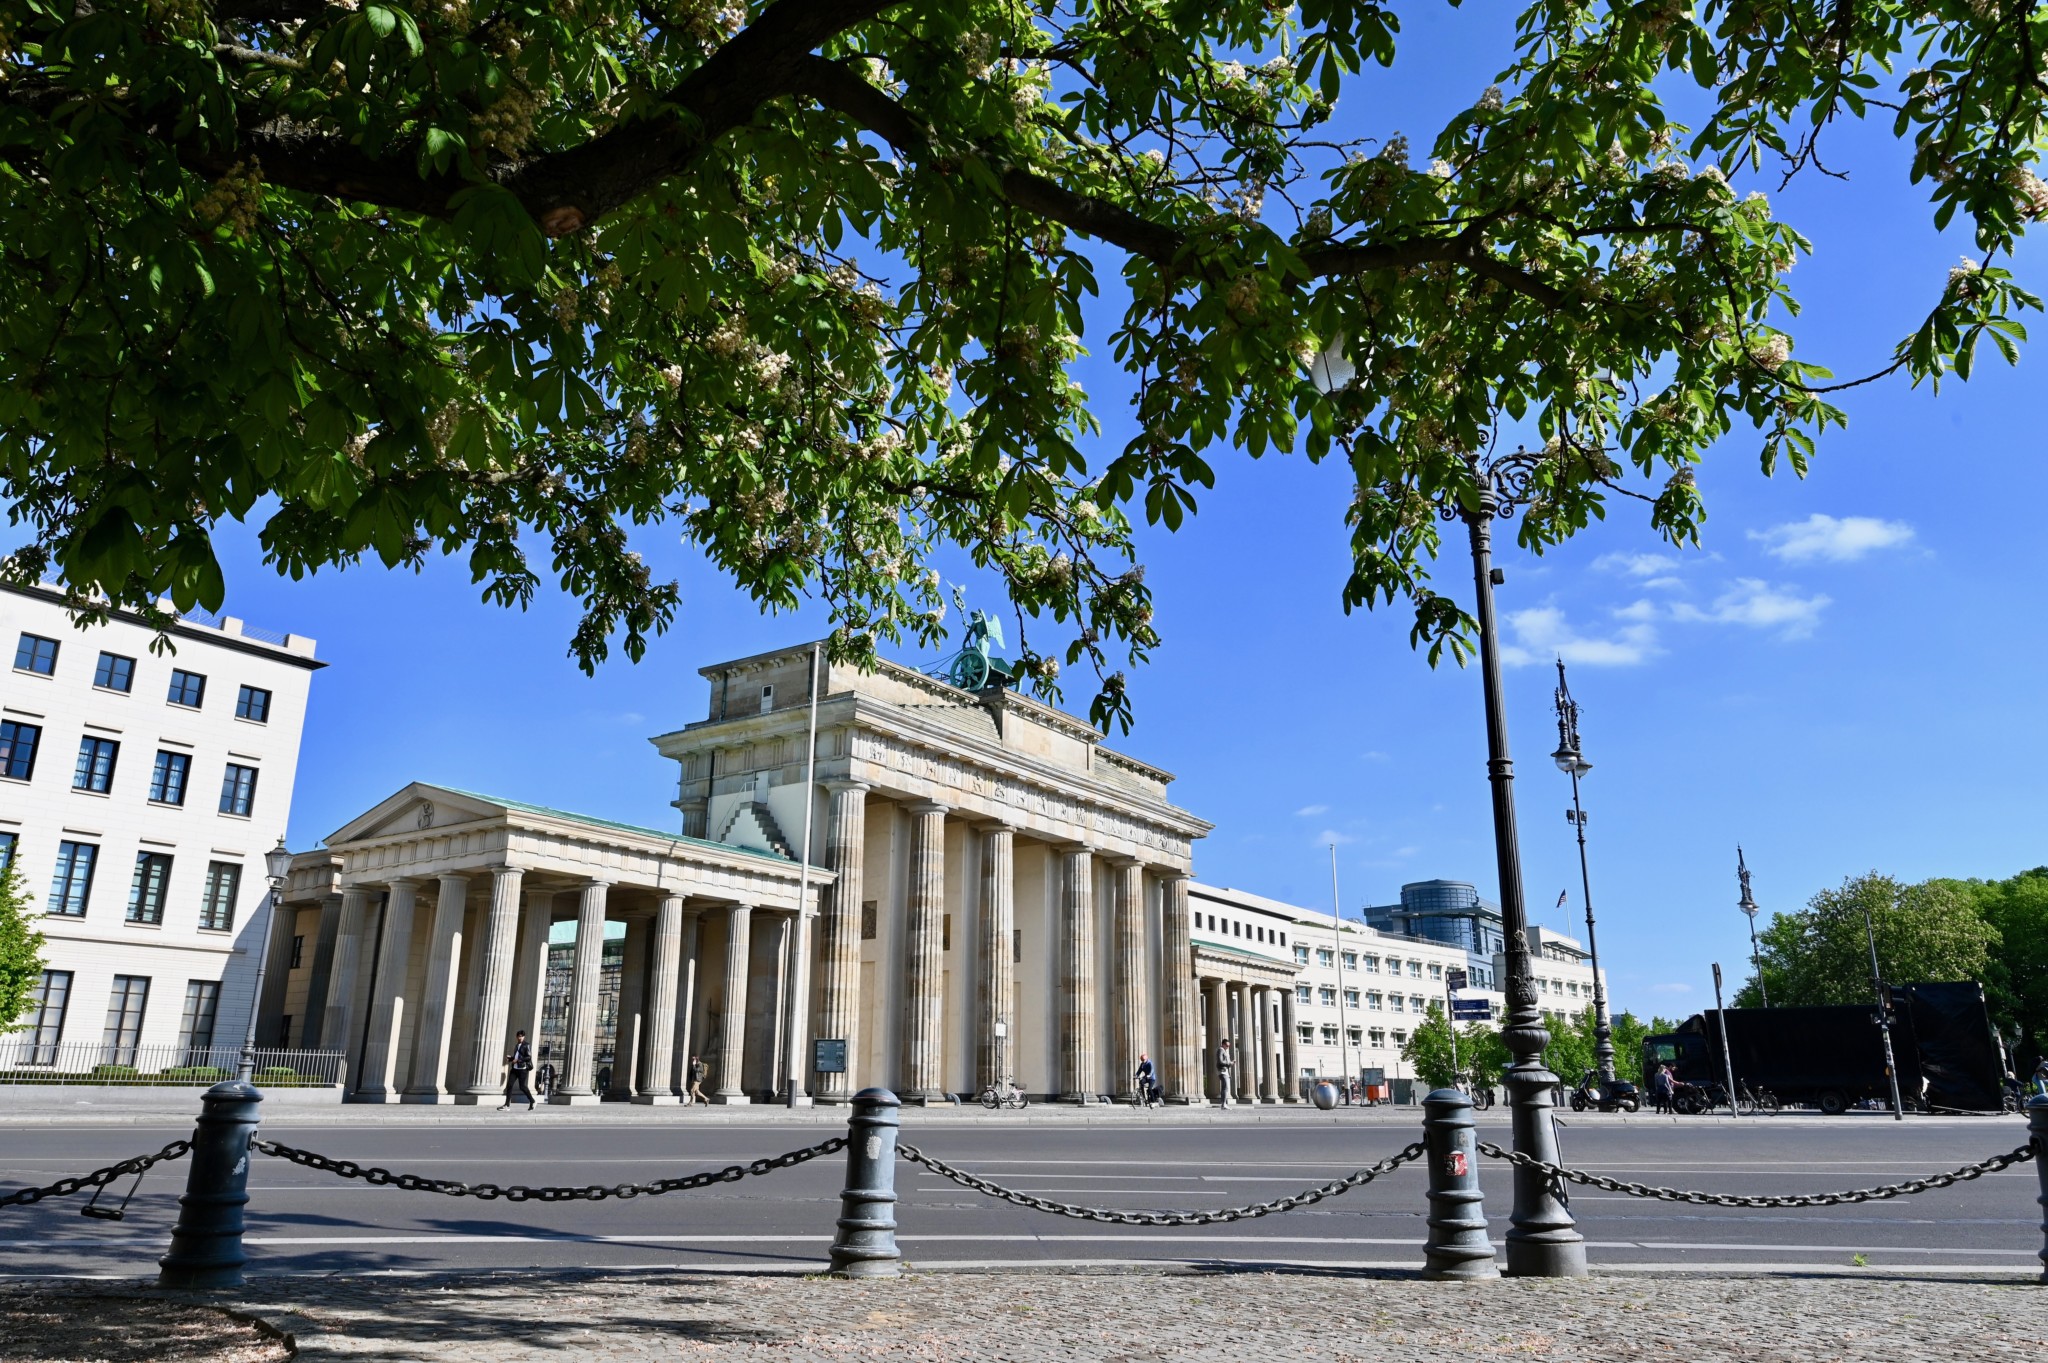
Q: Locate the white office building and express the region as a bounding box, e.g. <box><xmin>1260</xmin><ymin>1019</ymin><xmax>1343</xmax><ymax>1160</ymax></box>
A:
<box><xmin>1</xmin><ymin>584</ymin><xmax>321</xmax><ymax>1076</ymax></box>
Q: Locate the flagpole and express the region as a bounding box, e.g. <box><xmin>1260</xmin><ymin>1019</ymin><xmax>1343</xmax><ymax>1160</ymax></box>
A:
<box><xmin>1329</xmin><ymin>843</ymin><xmax>1351</xmax><ymax>1102</ymax></box>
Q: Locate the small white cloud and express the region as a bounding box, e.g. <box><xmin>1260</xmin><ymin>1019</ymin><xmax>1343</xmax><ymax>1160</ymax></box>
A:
<box><xmin>1499</xmin><ymin>605</ymin><xmax>1659</xmax><ymax>667</ymax></box>
<box><xmin>1316</xmin><ymin>829</ymin><xmax>1355</xmax><ymax>847</ymax></box>
<box><xmin>1750</xmin><ymin>514</ymin><xmax>1914</xmax><ymax>563</ymax></box>
<box><xmin>1641</xmin><ymin>576</ymin><xmax>1684</xmax><ymax>591</ymax></box>
<box><xmin>1670</xmin><ymin>578</ymin><xmax>1829</xmax><ymax>639</ymax></box>
<box><xmin>1612</xmin><ymin>599</ymin><xmax>1659</xmax><ymax>623</ymax></box>
<box><xmin>1295</xmin><ymin>804</ymin><xmax>1329</xmax><ymax>818</ymax></box>
<box><xmin>1593</xmin><ymin>551</ymin><xmax>1681</xmax><ymax>578</ymax></box>
<box><xmin>1647</xmin><ymin>981</ymin><xmax>1694</xmax><ymax>994</ymax></box>
<box><xmin>1359</xmin><ymin>750</ymin><xmax>1391</xmax><ymax>763</ymax></box>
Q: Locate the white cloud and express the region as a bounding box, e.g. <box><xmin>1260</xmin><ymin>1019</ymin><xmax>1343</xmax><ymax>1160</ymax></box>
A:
<box><xmin>1750</xmin><ymin>514</ymin><xmax>1914</xmax><ymax>563</ymax></box>
<box><xmin>1359</xmin><ymin>750</ymin><xmax>1391</xmax><ymax>763</ymax></box>
<box><xmin>1315</xmin><ymin>829</ymin><xmax>1355</xmax><ymax>847</ymax></box>
<box><xmin>1647</xmin><ymin>981</ymin><xmax>1694</xmax><ymax>995</ymax></box>
<box><xmin>1294</xmin><ymin>804</ymin><xmax>1329</xmax><ymax>817</ymax></box>
<box><xmin>1499</xmin><ymin>605</ymin><xmax>1659</xmax><ymax>668</ymax></box>
<box><xmin>1669</xmin><ymin>578</ymin><xmax>1829</xmax><ymax>639</ymax></box>
<box><xmin>1593</xmin><ymin>551</ymin><xmax>1681</xmax><ymax>578</ymax></box>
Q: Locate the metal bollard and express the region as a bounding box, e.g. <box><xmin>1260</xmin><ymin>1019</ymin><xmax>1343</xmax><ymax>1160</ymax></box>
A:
<box><xmin>829</xmin><ymin>1087</ymin><xmax>901</xmax><ymax>1278</ymax></box>
<box><xmin>1421</xmin><ymin>1087</ymin><xmax>1498</xmax><ymax>1280</ymax></box>
<box><xmin>2029</xmin><ymin>1095</ymin><xmax>2048</xmax><ymax>1285</ymax></box>
<box><xmin>157</xmin><ymin>1080</ymin><xmax>263</xmax><ymax>1290</ymax></box>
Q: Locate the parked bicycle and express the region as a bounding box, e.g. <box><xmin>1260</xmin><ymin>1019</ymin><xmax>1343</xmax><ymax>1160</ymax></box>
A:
<box><xmin>1735</xmin><ymin>1082</ymin><xmax>1781</xmax><ymax>1116</ymax></box>
<box><xmin>978</xmin><ymin>1078</ymin><xmax>1028</xmax><ymax>1110</ymax></box>
<box><xmin>1453</xmin><ymin>1073</ymin><xmax>1495</xmax><ymax>1110</ymax></box>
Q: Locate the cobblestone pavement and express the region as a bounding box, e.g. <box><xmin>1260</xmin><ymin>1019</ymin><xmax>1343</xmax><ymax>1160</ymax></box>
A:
<box><xmin>10</xmin><ymin>1269</ymin><xmax>2033</xmax><ymax>1363</ymax></box>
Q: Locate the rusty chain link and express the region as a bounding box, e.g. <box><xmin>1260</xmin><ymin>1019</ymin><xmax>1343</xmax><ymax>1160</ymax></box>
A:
<box><xmin>896</xmin><ymin>1140</ymin><xmax>1427</xmax><ymax>1225</ymax></box>
<box><xmin>250</xmin><ymin>1135</ymin><xmax>846</xmax><ymax>1202</ymax></box>
<box><xmin>0</xmin><ymin>1141</ymin><xmax>192</xmax><ymax>1211</ymax></box>
<box><xmin>1476</xmin><ymin>1139</ymin><xmax>2037</xmax><ymax>1208</ymax></box>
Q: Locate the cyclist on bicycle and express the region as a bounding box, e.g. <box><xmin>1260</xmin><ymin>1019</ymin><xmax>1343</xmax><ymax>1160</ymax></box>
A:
<box><xmin>1134</xmin><ymin>1053</ymin><xmax>1159</xmax><ymax>1106</ymax></box>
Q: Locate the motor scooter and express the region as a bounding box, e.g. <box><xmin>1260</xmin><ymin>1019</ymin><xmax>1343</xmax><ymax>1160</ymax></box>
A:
<box><xmin>1568</xmin><ymin>1069</ymin><xmax>1640</xmax><ymax>1113</ymax></box>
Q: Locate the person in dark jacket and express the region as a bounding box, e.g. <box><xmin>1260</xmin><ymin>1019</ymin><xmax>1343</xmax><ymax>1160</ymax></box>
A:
<box><xmin>500</xmin><ymin>1030</ymin><xmax>536</xmax><ymax>1111</ymax></box>
<box><xmin>1650</xmin><ymin>1063</ymin><xmax>1675</xmax><ymax>1114</ymax></box>
<box><xmin>1134</xmin><ymin>1053</ymin><xmax>1158</xmax><ymax>1105</ymax></box>
<box><xmin>686</xmin><ymin>1054</ymin><xmax>709</xmax><ymax>1106</ymax></box>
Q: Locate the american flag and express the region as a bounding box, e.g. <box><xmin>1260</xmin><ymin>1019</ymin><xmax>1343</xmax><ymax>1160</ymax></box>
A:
<box><xmin>1555</xmin><ymin>890</ymin><xmax>1568</xmax><ymax>909</ymax></box>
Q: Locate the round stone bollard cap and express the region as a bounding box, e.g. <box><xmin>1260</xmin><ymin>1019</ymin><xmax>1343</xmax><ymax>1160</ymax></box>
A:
<box><xmin>1311</xmin><ymin>1082</ymin><xmax>1338</xmax><ymax>1111</ymax></box>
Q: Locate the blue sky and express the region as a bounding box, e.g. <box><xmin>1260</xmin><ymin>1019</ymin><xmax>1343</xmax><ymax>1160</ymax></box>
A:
<box><xmin>192</xmin><ymin>9</ymin><xmax>2041</xmax><ymax>1024</ymax></box>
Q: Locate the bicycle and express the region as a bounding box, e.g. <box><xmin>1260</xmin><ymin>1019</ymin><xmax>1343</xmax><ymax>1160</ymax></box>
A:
<box><xmin>1129</xmin><ymin>1078</ymin><xmax>1164</xmax><ymax>1109</ymax></box>
<box><xmin>1453</xmin><ymin>1073</ymin><xmax>1495</xmax><ymax>1110</ymax></box>
<box><xmin>1734</xmin><ymin>1083</ymin><xmax>1780</xmax><ymax>1116</ymax></box>
<box><xmin>978</xmin><ymin>1078</ymin><xmax>1028</xmax><ymax>1110</ymax></box>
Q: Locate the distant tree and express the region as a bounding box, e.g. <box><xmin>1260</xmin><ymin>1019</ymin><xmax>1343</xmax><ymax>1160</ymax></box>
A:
<box><xmin>0</xmin><ymin>867</ymin><xmax>45</xmax><ymax>1034</ymax></box>
<box><xmin>1401</xmin><ymin>1003</ymin><xmax>1505</xmax><ymax>1091</ymax></box>
<box><xmin>1739</xmin><ymin>872</ymin><xmax>2000</xmax><ymax>1008</ymax></box>
<box><xmin>1935</xmin><ymin>867</ymin><xmax>2048</xmax><ymax>1067</ymax></box>
<box><xmin>1608</xmin><ymin>1010</ymin><xmax>1655</xmax><ymax>1084</ymax></box>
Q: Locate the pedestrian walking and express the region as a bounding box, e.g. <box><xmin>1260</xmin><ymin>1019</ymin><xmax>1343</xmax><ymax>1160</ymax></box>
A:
<box><xmin>686</xmin><ymin>1054</ymin><xmax>709</xmax><ymax>1106</ymax></box>
<box><xmin>500</xmin><ymin>1029</ymin><xmax>536</xmax><ymax>1111</ymax></box>
<box><xmin>1651</xmin><ymin>1063</ymin><xmax>1675</xmax><ymax>1115</ymax></box>
<box><xmin>1215</xmin><ymin>1039</ymin><xmax>1234</xmax><ymax>1108</ymax></box>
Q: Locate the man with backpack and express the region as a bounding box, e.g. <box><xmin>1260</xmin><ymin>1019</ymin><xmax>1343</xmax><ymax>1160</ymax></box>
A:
<box><xmin>499</xmin><ymin>1030</ymin><xmax>536</xmax><ymax>1112</ymax></box>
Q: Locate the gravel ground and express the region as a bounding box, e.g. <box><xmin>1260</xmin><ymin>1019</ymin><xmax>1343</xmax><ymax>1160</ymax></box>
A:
<box><xmin>5</xmin><ymin>1269</ymin><xmax>2035</xmax><ymax>1363</ymax></box>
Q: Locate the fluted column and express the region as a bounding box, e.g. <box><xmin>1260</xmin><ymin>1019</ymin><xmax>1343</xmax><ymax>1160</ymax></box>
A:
<box><xmin>1160</xmin><ymin>875</ymin><xmax>1197</xmax><ymax>1102</ymax></box>
<box><xmin>781</xmin><ymin>905</ymin><xmax>814</xmax><ymax>1105</ymax></box>
<box><xmin>1233</xmin><ymin>984</ymin><xmax>1255</xmax><ymax>1103</ymax></box>
<box><xmin>321</xmin><ymin>887</ymin><xmax>373</xmax><ymax>1064</ymax></box>
<box><xmin>460</xmin><ymin>866</ymin><xmax>524</xmax><ymax>1101</ymax></box>
<box><xmin>900</xmin><ymin>802</ymin><xmax>949</xmax><ymax>1103</ymax></box>
<box><xmin>1282</xmin><ymin>985</ymin><xmax>1302</xmax><ymax>1103</ymax></box>
<box><xmin>712</xmin><ymin>903</ymin><xmax>754</xmax><ymax>1103</ymax></box>
<box><xmin>815</xmin><ymin>781</ymin><xmax>868</xmax><ymax>1104</ymax></box>
<box><xmin>511</xmin><ymin>887</ymin><xmax>554</xmax><ymax>1061</ymax></box>
<box><xmin>555</xmin><ymin>880</ymin><xmax>609</xmax><ymax>1103</ymax></box>
<box><xmin>403</xmin><ymin>874</ymin><xmax>469</xmax><ymax>1102</ymax></box>
<box><xmin>1058</xmin><ymin>847</ymin><xmax>1097</xmax><ymax>1103</ymax></box>
<box><xmin>1257</xmin><ymin>986</ymin><xmax>1280</xmax><ymax>1103</ymax></box>
<box><xmin>976</xmin><ymin>823</ymin><xmax>1016</xmax><ymax>1091</ymax></box>
<box><xmin>1110</xmin><ymin>859</ymin><xmax>1148</xmax><ymax>1100</ymax></box>
<box><xmin>1203</xmin><ymin>976</ymin><xmax>1228</xmax><ymax>1104</ymax></box>
<box><xmin>675</xmin><ymin>907</ymin><xmax>702</xmax><ymax>1092</ymax></box>
<box><xmin>611</xmin><ymin>917</ymin><xmax>649</xmax><ymax>1099</ymax></box>
<box><xmin>636</xmin><ymin>893</ymin><xmax>685</xmax><ymax>1103</ymax></box>
<box><xmin>356</xmin><ymin>879</ymin><xmax>420</xmax><ymax>1101</ymax></box>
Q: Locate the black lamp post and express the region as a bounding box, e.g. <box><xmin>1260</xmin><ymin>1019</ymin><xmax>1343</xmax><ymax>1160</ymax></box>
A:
<box><xmin>1862</xmin><ymin>895</ymin><xmax>1906</xmax><ymax>1121</ymax></box>
<box><xmin>1736</xmin><ymin>847</ymin><xmax>1769</xmax><ymax>1008</ymax></box>
<box><xmin>1550</xmin><ymin>660</ymin><xmax>1613</xmax><ymax>1084</ymax></box>
<box><xmin>1441</xmin><ymin>447</ymin><xmax>1588</xmax><ymax>1279</ymax></box>
<box><xmin>236</xmin><ymin>838</ymin><xmax>295</xmax><ymax>1084</ymax></box>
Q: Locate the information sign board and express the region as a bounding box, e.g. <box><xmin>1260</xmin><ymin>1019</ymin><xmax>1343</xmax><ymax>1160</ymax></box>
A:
<box><xmin>813</xmin><ymin>1039</ymin><xmax>848</xmax><ymax>1074</ymax></box>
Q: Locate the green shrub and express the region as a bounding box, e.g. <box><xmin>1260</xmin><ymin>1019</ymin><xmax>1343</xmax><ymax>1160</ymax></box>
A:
<box><xmin>88</xmin><ymin>1063</ymin><xmax>137</xmax><ymax>1080</ymax></box>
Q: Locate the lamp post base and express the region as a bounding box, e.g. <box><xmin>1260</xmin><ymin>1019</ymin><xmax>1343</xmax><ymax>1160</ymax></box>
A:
<box><xmin>1502</xmin><ymin>1061</ymin><xmax>1588</xmax><ymax>1278</ymax></box>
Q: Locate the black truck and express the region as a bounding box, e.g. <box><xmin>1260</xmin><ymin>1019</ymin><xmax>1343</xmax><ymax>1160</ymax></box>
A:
<box><xmin>1641</xmin><ymin>981</ymin><xmax>2012</xmax><ymax>1114</ymax></box>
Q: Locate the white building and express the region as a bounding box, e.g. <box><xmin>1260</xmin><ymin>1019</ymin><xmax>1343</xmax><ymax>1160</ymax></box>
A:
<box><xmin>1</xmin><ymin>583</ymin><xmax>321</xmax><ymax>1074</ymax></box>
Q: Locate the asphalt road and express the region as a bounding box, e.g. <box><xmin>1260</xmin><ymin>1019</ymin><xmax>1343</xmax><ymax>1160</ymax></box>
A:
<box><xmin>0</xmin><ymin>1112</ymin><xmax>2039</xmax><ymax>1278</ymax></box>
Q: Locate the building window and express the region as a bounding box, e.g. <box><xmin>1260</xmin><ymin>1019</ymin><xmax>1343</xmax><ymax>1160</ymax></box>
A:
<box><xmin>1408</xmin><ymin>961</ymin><xmax>1423</xmax><ymax>978</ymax></box>
<box><xmin>1231</xmin><ymin>921</ymin><xmax>1240</xmax><ymax>937</ymax></box>
<box><xmin>219</xmin><ymin>763</ymin><xmax>259</xmax><ymax>816</ymax></box>
<box><xmin>178</xmin><ymin>981</ymin><xmax>221</xmax><ymax>1055</ymax></box>
<box><xmin>1013</xmin><ymin>927</ymin><xmax>1022</xmax><ymax>964</ymax></box>
<box><xmin>1367</xmin><ymin>991</ymin><xmax>1383</xmax><ymax>1010</ymax></box>
<box><xmin>1341</xmin><ymin>951</ymin><xmax>1357</xmax><ymax>969</ymax></box>
<box><xmin>1369</xmin><ymin>1028</ymin><xmax>1386</xmax><ymax>1047</ymax></box>
<box><xmin>1344</xmin><ymin>988</ymin><xmax>1359</xmax><ymax>1007</ymax></box>
<box><xmin>0</xmin><ymin>831</ymin><xmax>15</xmax><ymax>870</ymax></box>
<box><xmin>1390</xmin><ymin>995</ymin><xmax>1405</xmax><ymax>1013</ymax></box>
<box><xmin>1315</xmin><ymin>948</ymin><xmax>1333</xmax><ymax>967</ymax></box>
<box><xmin>1297</xmin><ymin>1023</ymin><xmax>1314</xmax><ymax>1043</ymax></box>
<box><xmin>1392</xmin><ymin>1029</ymin><xmax>1407</xmax><ymax>1045</ymax></box>
<box><xmin>1411</xmin><ymin>996</ymin><xmax>1426</xmax><ymax>1013</ymax></box>
<box><xmin>94</xmin><ymin>652</ymin><xmax>135</xmax><ymax>692</ymax></box>
<box><xmin>199</xmin><ymin>861</ymin><xmax>242</xmax><ymax>932</ymax></box>
<box><xmin>1279</xmin><ymin>932</ymin><xmax>1287</xmax><ymax>947</ymax></box>
<box><xmin>1347</xmin><ymin>1027</ymin><xmax>1362</xmax><ymax>1045</ymax></box>
<box><xmin>1385</xmin><ymin>957</ymin><xmax>1400</xmax><ymax>974</ymax></box>
<box><xmin>1429</xmin><ymin>963</ymin><xmax>1443</xmax><ymax>980</ymax></box>
<box><xmin>235</xmin><ymin>685</ymin><xmax>272</xmax><ymax>723</ymax></box>
<box><xmin>18</xmin><ymin>970</ymin><xmax>72</xmax><ymax>1064</ymax></box>
<box><xmin>127</xmin><ymin>852</ymin><xmax>173</xmax><ymax>925</ymax></box>
<box><xmin>1320</xmin><ymin>1025</ymin><xmax>1338</xmax><ymax>1044</ymax></box>
<box><xmin>167</xmin><ymin>668</ymin><xmax>206</xmax><ymax>708</ymax></box>
<box><xmin>0</xmin><ymin>719</ymin><xmax>42</xmax><ymax>781</ymax></box>
<box><xmin>1318</xmin><ymin>986</ymin><xmax>1337</xmax><ymax>1006</ymax></box>
<box><xmin>72</xmin><ymin>735</ymin><xmax>119</xmax><ymax>793</ymax></box>
<box><xmin>148</xmin><ymin>750</ymin><xmax>190</xmax><ymax>805</ymax></box>
<box><xmin>860</xmin><ymin>900</ymin><xmax>877</xmax><ymax>940</ymax></box>
<box><xmin>1295</xmin><ymin>984</ymin><xmax>1311</xmax><ymax>1004</ymax></box>
<box><xmin>48</xmin><ymin>841</ymin><xmax>97</xmax><ymax>916</ymax></box>
<box><xmin>102</xmin><ymin>976</ymin><xmax>150</xmax><ymax>1066</ymax></box>
<box><xmin>290</xmin><ymin>934</ymin><xmax>305</xmax><ymax>969</ymax></box>
<box><xmin>14</xmin><ymin>632</ymin><xmax>58</xmax><ymax>675</ymax></box>
<box><xmin>1293</xmin><ymin>944</ymin><xmax>1309</xmax><ymax>965</ymax></box>
<box><xmin>1364</xmin><ymin>955</ymin><xmax>1380</xmax><ymax>973</ymax></box>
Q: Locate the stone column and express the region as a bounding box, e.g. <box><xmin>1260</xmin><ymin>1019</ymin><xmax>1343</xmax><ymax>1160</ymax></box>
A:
<box><xmin>1282</xmin><ymin>985</ymin><xmax>1302</xmax><ymax>1103</ymax></box>
<box><xmin>403</xmin><ymin>874</ymin><xmax>469</xmax><ymax>1102</ymax></box>
<box><xmin>459</xmin><ymin>866</ymin><xmax>524</xmax><ymax>1102</ymax></box>
<box><xmin>511</xmin><ymin>887</ymin><xmax>553</xmax><ymax>1061</ymax></box>
<box><xmin>814</xmin><ymin>781</ymin><xmax>868</xmax><ymax>1104</ymax></box>
<box><xmin>611</xmin><ymin>916</ymin><xmax>650</xmax><ymax>1099</ymax></box>
<box><xmin>712</xmin><ymin>904</ymin><xmax>754</xmax><ymax>1103</ymax></box>
<box><xmin>299</xmin><ymin>895</ymin><xmax>343</xmax><ymax>1050</ymax></box>
<box><xmin>675</xmin><ymin>907</ymin><xmax>702</xmax><ymax>1094</ymax></box>
<box><xmin>636</xmin><ymin>893</ymin><xmax>685</xmax><ymax>1103</ymax></box>
<box><xmin>555</xmin><ymin>880</ymin><xmax>609</xmax><ymax>1103</ymax></box>
<box><xmin>357</xmin><ymin>879</ymin><xmax>420</xmax><ymax>1101</ymax></box>
<box><xmin>1203</xmin><ymin>975</ymin><xmax>1228</xmax><ymax>1103</ymax></box>
<box><xmin>679</xmin><ymin>797</ymin><xmax>709</xmax><ymax>839</ymax></box>
<box><xmin>1160</xmin><ymin>875</ymin><xmax>1197</xmax><ymax>1102</ymax></box>
<box><xmin>320</xmin><ymin>887</ymin><xmax>373</xmax><ymax>1065</ymax></box>
<box><xmin>900</xmin><ymin>802</ymin><xmax>948</xmax><ymax>1104</ymax></box>
<box><xmin>1110</xmin><ymin>859</ymin><xmax>1147</xmax><ymax>1101</ymax></box>
<box><xmin>976</xmin><ymin>823</ymin><xmax>1015</xmax><ymax>1091</ymax></box>
<box><xmin>257</xmin><ymin>893</ymin><xmax>298</xmax><ymax>1047</ymax></box>
<box><xmin>1257</xmin><ymin>986</ymin><xmax>1280</xmax><ymax>1103</ymax></box>
<box><xmin>1058</xmin><ymin>847</ymin><xmax>1097</xmax><ymax>1103</ymax></box>
<box><xmin>1233</xmin><ymin>984</ymin><xmax>1256</xmax><ymax>1104</ymax></box>
<box><xmin>781</xmin><ymin>905</ymin><xmax>814</xmax><ymax>1105</ymax></box>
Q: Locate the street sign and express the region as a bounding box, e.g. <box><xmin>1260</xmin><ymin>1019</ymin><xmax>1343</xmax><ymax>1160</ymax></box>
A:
<box><xmin>813</xmin><ymin>1039</ymin><xmax>848</xmax><ymax>1074</ymax></box>
<box><xmin>1445</xmin><ymin>968</ymin><xmax>1469</xmax><ymax>991</ymax></box>
<box><xmin>1451</xmin><ymin>999</ymin><xmax>1492</xmax><ymax>1021</ymax></box>
<box><xmin>1359</xmin><ymin>1067</ymin><xmax>1386</xmax><ymax>1085</ymax></box>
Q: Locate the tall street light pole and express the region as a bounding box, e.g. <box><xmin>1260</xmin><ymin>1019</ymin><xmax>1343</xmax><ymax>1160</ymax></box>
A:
<box><xmin>1329</xmin><ymin>843</ymin><xmax>1352</xmax><ymax>1101</ymax></box>
<box><xmin>1550</xmin><ymin>660</ymin><xmax>1612</xmax><ymax>1084</ymax></box>
<box><xmin>1446</xmin><ymin>448</ymin><xmax>1588</xmax><ymax>1279</ymax></box>
<box><xmin>1736</xmin><ymin>847</ymin><xmax>1769</xmax><ymax>1008</ymax></box>
<box><xmin>1862</xmin><ymin>895</ymin><xmax>1906</xmax><ymax>1122</ymax></box>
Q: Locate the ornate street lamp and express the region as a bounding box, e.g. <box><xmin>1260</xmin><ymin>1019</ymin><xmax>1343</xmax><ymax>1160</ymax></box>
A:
<box><xmin>1437</xmin><ymin>447</ymin><xmax>1588</xmax><ymax>1278</ymax></box>
<box><xmin>1861</xmin><ymin>893</ymin><xmax>1906</xmax><ymax>1122</ymax></box>
<box><xmin>236</xmin><ymin>838</ymin><xmax>295</xmax><ymax>1084</ymax></box>
<box><xmin>1550</xmin><ymin>661</ymin><xmax>1613</xmax><ymax>1084</ymax></box>
<box><xmin>1736</xmin><ymin>847</ymin><xmax>1769</xmax><ymax>1008</ymax></box>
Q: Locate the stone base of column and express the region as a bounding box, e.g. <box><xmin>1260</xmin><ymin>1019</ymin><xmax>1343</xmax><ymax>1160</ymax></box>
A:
<box><xmin>345</xmin><ymin>1089</ymin><xmax>399</xmax><ymax>1104</ymax></box>
<box><xmin>550</xmin><ymin>1092</ymin><xmax>604</xmax><ymax>1106</ymax></box>
<box><xmin>902</xmin><ymin>1090</ymin><xmax>950</xmax><ymax>1106</ymax></box>
<box><xmin>814</xmin><ymin>1094</ymin><xmax>850</xmax><ymax>1106</ymax></box>
<box><xmin>631</xmin><ymin>1093</ymin><xmax>682</xmax><ymax>1105</ymax></box>
<box><xmin>1061</xmin><ymin>1092</ymin><xmax>1101</xmax><ymax>1105</ymax></box>
<box><xmin>450</xmin><ymin>1092</ymin><xmax>498</xmax><ymax>1105</ymax></box>
<box><xmin>710</xmin><ymin>1092</ymin><xmax>754</xmax><ymax>1106</ymax></box>
<box><xmin>782</xmin><ymin>1093</ymin><xmax>815</xmax><ymax>1108</ymax></box>
<box><xmin>399</xmin><ymin>1090</ymin><xmax>454</xmax><ymax>1104</ymax></box>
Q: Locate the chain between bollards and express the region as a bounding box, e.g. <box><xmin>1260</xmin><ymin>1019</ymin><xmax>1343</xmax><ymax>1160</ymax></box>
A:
<box><xmin>157</xmin><ymin>1080</ymin><xmax>263</xmax><ymax>1290</ymax></box>
<box><xmin>1422</xmin><ymin>1087</ymin><xmax>1496</xmax><ymax>1280</ymax></box>
<box><xmin>829</xmin><ymin>1087</ymin><xmax>901</xmax><ymax>1278</ymax></box>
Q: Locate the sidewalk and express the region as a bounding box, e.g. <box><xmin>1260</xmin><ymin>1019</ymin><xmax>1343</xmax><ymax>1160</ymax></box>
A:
<box><xmin>3</xmin><ymin>1267</ymin><xmax>2039</xmax><ymax>1362</ymax></box>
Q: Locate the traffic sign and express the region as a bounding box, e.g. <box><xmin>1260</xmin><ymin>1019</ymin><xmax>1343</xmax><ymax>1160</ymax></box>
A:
<box><xmin>1451</xmin><ymin>999</ymin><xmax>1493</xmax><ymax>1021</ymax></box>
<box><xmin>1445</xmin><ymin>968</ymin><xmax>1469</xmax><ymax>991</ymax></box>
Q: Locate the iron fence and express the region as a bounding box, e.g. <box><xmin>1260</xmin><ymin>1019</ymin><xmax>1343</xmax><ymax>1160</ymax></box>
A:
<box><xmin>0</xmin><ymin>1044</ymin><xmax>345</xmax><ymax>1086</ymax></box>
